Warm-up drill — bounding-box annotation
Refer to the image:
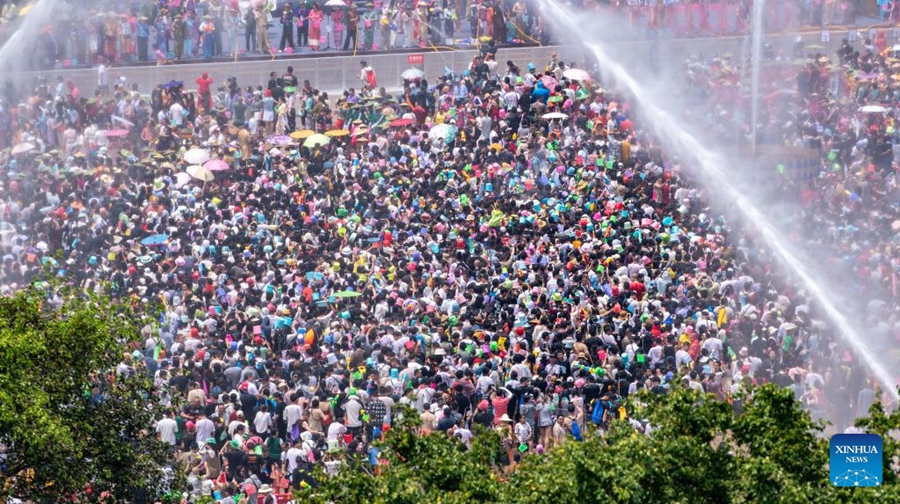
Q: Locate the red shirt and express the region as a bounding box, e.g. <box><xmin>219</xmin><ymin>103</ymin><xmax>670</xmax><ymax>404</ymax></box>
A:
<box><xmin>196</xmin><ymin>75</ymin><xmax>214</xmax><ymax>95</ymax></box>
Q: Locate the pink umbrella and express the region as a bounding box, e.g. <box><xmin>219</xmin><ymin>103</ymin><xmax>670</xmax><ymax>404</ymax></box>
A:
<box><xmin>204</xmin><ymin>159</ymin><xmax>230</xmax><ymax>171</ymax></box>
<box><xmin>541</xmin><ymin>75</ymin><xmax>558</xmax><ymax>90</ymax></box>
<box><xmin>105</xmin><ymin>129</ymin><xmax>129</xmax><ymax>137</ymax></box>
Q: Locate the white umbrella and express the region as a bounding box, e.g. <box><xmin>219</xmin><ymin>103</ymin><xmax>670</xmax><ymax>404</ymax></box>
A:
<box><xmin>11</xmin><ymin>142</ymin><xmax>35</xmax><ymax>155</ymax></box>
<box><xmin>859</xmin><ymin>105</ymin><xmax>888</xmax><ymax>114</ymax></box>
<box><xmin>325</xmin><ymin>0</ymin><xmax>346</xmax><ymax>6</ymax></box>
<box><xmin>401</xmin><ymin>68</ymin><xmax>426</xmax><ymax>80</ymax></box>
<box><xmin>183</xmin><ymin>148</ymin><xmax>211</xmax><ymax>165</ymax></box>
<box><xmin>429</xmin><ymin>123</ymin><xmax>457</xmax><ymax>142</ymax></box>
<box><xmin>542</xmin><ymin>112</ymin><xmax>569</xmax><ymax>120</ymax></box>
<box><xmin>186</xmin><ymin>164</ymin><xmax>214</xmax><ymax>182</ymax></box>
<box><xmin>562</xmin><ymin>68</ymin><xmax>591</xmax><ymax>81</ymax></box>
<box><xmin>174</xmin><ymin>172</ymin><xmax>193</xmax><ymax>188</ymax></box>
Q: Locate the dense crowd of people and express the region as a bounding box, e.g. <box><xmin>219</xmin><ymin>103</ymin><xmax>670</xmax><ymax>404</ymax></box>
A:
<box><xmin>0</xmin><ymin>21</ymin><xmax>898</xmax><ymax>504</ymax></box>
<box><xmin>0</xmin><ymin>0</ymin><xmax>846</xmax><ymax>70</ymax></box>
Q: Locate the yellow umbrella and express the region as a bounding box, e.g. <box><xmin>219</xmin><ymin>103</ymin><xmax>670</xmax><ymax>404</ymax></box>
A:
<box><xmin>290</xmin><ymin>130</ymin><xmax>315</xmax><ymax>140</ymax></box>
<box><xmin>325</xmin><ymin>129</ymin><xmax>350</xmax><ymax>137</ymax></box>
<box><xmin>303</xmin><ymin>134</ymin><xmax>331</xmax><ymax>148</ymax></box>
<box><xmin>352</xmin><ymin>127</ymin><xmax>369</xmax><ymax>136</ymax></box>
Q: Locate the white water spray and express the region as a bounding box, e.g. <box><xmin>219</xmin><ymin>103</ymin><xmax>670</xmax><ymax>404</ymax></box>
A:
<box><xmin>537</xmin><ymin>0</ymin><xmax>899</xmax><ymax>400</ymax></box>
<box><xmin>749</xmin><ymin>0</ymin><xmax>765</xmax><ymax>155</ymax></box>
<box><xmin>0</xmin><ymin>0</ymin><xmax>62</xmax><ymax>71</ymax></box>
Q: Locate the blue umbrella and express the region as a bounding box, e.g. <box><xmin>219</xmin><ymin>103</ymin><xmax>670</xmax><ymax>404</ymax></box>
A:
<box><xmin>141</xmin><ymin>234</ymin><xmax>169</xmax><ymax>246</ymax></box>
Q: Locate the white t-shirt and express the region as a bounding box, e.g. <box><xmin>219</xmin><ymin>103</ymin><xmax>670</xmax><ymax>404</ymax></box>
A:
<box><xmin>254</xmin><ymin>411</ymin><xmax>272</xmax><ymax>434</ymax></box>
<box><xmin>326</xmin><ymin>422</ymin><xmax>347</xmax><ymax>441</ymax></box>
<box><xmin>284</xmin><ymin>403</ymin><xmax>304</xmax><ymax>431</ymax></box>
<box><xmin>156</xmin><ymin>417</ymin><xmax>178</xmax><ymax>445</ymax></box>
<box><xmin>196</xmin><ymin>417</ymin><xmax>216</xmax><ymax>442</ymax></box>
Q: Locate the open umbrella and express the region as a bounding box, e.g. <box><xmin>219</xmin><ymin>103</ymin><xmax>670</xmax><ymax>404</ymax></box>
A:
<box><xmin>541</xmin><ymin>75</ymin><xmax>558</xmax><ymax>89</ymax></box>
<box><xmin>352</xmin><ymin>126</ymin><xmax>369</xmax><ymax>136</ymax></box>
<box><xmin>325</xmin><ymin>0</ymin><xmax>346</xmax><ymax>6</ymax></box>
<box><xmin>562</xmin><ymin>68</ymin><xmax>591</xmax><ymax>81</ymax></box>
<box><xmin>401</xmin><ymin>68</ymin><xmax>426</xmax><ymax>80</ymax></box>
<box><xmin>333</xmin><ymin>290</ymin><xmax>363</xmax><ymax>298</ymax></box>
<box><xmin>174</xmin><ymin>172</ymin><xmax>192</xmax><ymax>187</ymax></box>
<box><xmin>542</xmin><ymin>112</ymin><xmax>569</xmax><ymax>120</ymax></box>
<box><xmin>325</xmin><ymin>129</ymin><xmax>350</xmax><ymax>137</ymax></box>
<box><xmin>429</xmin><ymin>123</ymin><xmax>457</xmax><ymax>142</ymax></box>
<box><xmin>290</xmin><ymin>130</ymin><xmax>315</xmax><ymax>140</ymax></box>
<box><xmin>304</xmin><ymin>134</ymin><xmax>331</xmax><ymax>148</ymax></box>
<box><xmin>105</xmin><ymin>128</ymin><xmax>129</xmax><ymax>137</ymax></box>
<box><xmin>11</xmin><ymin>142</ymin><xmax>35</xmax><ymax>155</ymax></box>
<box><xmin>186</xmin><ymin>164</ymin><xmax>214</xmax><ymax>182</ymax></box>
<box><xmin>183</xmin><ymin>148</ymin><xmax>211</xmax><ymax>164</ymax></box>
<box><xmin>860</xmin><ymin>105</ymin><xmax>888</xmax><ymax>114</ymax></box>
<box><xmin>204</xmin><ymin>159</ymin><xmax>229</xmax><ymax>171</ymax></box>
<box><xmin>267</xmin><ymin>134</ymin><xmax>293</xmax><ymax>145</ymax></box>
<box><xmin>160</xmin><ymin>80</ymin><xmax>183</xmax><ymax>90</ymax></box>
<box><xmin>140</xmin><ymin>234</ymin><xmax>169</xmax><ymax>246</ymax></box>
<box><xmin>389</xmin><ymin>118</ymin><xmax>414</xmax><ymax>127</ymax></box>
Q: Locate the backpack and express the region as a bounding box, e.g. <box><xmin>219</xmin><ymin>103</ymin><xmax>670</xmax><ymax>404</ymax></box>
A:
<box><xmin>590</xmin><ymin>399</ymin><xmax>605</xmax><ymax>425</ymax></box>
<box><xmin>569</xmin><ymin>417</ymin><xmax>583</xmax><ymax>441</ymax></box>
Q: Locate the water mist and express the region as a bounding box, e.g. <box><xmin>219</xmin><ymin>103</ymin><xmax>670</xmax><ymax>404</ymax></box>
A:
<box><xmin>535</xmin><ymin>0</ymin><xmax>900</xmax><ymax>402</ymax></box>
<box><xmin>0</xmin><ymin>0</ymin><xmax>63</xmax><ymax>71</ymax></box>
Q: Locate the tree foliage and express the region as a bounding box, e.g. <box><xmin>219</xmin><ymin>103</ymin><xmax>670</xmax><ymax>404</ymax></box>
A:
<box><xmin>0</xmin><ymin>285</ymin><xmax>175</xmax><ymax>502</ymax></box>
<box><xmin>307</xmin><ymin>386</ymin><xmax>900</xmax><ymax>504</ymax></box>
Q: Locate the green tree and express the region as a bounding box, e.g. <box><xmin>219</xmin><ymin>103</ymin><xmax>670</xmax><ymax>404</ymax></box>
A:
<box><xmin>0</xmin><ymin>285</ymin><xmax>176</xmax><ymax>502</ymax></box>
<box><xmin>306</xmin><ymin>386</ymin><xmax>900</xmax><ymax>504</ymax></box>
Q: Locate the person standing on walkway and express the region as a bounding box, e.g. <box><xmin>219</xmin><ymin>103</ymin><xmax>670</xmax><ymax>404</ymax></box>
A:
<box><xmin>343</xmin><ymin>6</ymin><xmax>358</xmax><ymax>51</ymax></box>
<box><xmin>199</xmin><ymin>15</ymin><xmax>216</xmax><ymax>59</ymax></box>
<box><xmin>255</xmin><ymin>6</ymin><xmax>270</xmax><ymax>54</ymax></box>
<box><xmin>137</xmin><ymin>15</ymin><xmax>150</xmax><ymax>61</ymax></box>
<box><xmin>279</xmin><ymin>2</ymin><xmax>295</xmax><ymax>51</ymax></box>
<box><xmin>361</xmin><ymin>3</ymin><xmax>377</xmax><ymax>50</ymax></box>
<box><xmin>308</xmin><ymin>3</ymin><xmax>324</xmax><ymax>51</ymax></box>
<box><xmin>244</xmin><ymin>5</ymin><xmax>257</xmax><ymax>53</ymax></box>
<box><xmin>331</xmin><ymin>6</ymin><xmax>344</xmax><ymax>50</ymax></box>
<box><xmin>172</xmin><ymin>14</ymin><xmax>186</xmax><ymax>60</ymax></box>
<box><xmin>296</xmin><ymin>2</ymin><xmax>310</xmax><ymax>48</ymax></box>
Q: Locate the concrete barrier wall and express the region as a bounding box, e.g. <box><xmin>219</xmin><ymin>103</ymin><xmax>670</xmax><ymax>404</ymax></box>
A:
<box><xmin>3</xmin><ymin>31</ymin><xmax>853</xmax><ymax>97</ymax></box>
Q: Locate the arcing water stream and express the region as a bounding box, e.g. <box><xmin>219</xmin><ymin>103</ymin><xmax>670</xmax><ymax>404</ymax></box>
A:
<box><xmin>749</xmin><ymin>0</ymin><xmax>765</xmax><ymax>155</ymax></box>
<box><xmin>0</xmin><ymin>0</ymin><xmax>62</xmax><ymax>71</ymax></box>
<box><xmin>536</xmin><ymin>0</ymin><xmax>900</xmax><ymax>401</ymax></box>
